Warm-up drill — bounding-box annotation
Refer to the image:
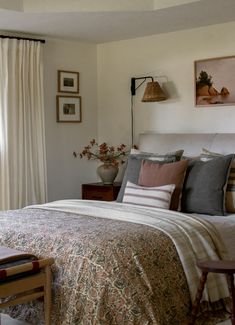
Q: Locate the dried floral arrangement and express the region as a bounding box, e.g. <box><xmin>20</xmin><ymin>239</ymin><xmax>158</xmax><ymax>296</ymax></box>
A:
<box><xmin>73</xmin><ymin>139</ymin><xmax>128</xmax><ymax>166</ymax></box>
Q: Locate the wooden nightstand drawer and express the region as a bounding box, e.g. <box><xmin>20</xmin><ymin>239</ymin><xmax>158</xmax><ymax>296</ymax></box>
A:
<box><xmin>82</xmin><ymin>183</ymin><xmax>121</xmax><ymax>201</ymax></box>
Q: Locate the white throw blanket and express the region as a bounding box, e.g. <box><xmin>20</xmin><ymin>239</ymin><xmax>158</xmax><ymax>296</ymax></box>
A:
<box><xmin>28</xmin><ymin>200</ymin><xmax>229</xmax><ymax>303</ymax></box>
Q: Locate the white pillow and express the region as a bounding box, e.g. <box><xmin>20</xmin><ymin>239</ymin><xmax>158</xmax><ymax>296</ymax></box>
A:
<box><xmin>123</xmin><ymin>181</ymin><xmax>175</xmax><ymax>209</ymax></box>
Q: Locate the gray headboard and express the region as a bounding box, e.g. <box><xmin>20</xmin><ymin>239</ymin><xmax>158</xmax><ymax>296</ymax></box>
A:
<box><xmin>138</xmin><ymin>133</ymin><xmax>235</xmax><ymax>156</ymax></box>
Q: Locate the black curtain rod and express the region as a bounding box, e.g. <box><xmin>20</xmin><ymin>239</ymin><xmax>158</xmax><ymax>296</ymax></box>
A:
<box><xmin>0</xmin><ymin>35</ymin><xmax>45</xmax><ymax>43</ymax></box>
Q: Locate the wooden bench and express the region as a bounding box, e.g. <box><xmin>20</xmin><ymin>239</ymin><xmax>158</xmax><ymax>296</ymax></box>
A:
<box><xmin>190</xmin><ymin>259</ymin><xmax>235</xmax><ymax>325</ymax></box>
<box><xmin>0</xmin><ymin>247</ymin><xmax>54</xmax><ymax>325</ymax></box>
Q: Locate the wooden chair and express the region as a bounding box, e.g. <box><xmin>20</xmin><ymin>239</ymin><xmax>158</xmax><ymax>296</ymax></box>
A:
<box><xmin>0</xmin><ymin>256</ymin><xmax>54</xmax><ymax>325</ymax></box>
<box><xmin>190</xmin><ymin>259</ymin><xmax>235</xmax><ymax>325</ymax></box>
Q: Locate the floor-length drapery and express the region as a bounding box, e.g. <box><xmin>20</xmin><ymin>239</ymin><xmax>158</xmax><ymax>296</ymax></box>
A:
<box><xmin>0</xmin><ymin>38</ymin><xmax>47</xmax><ymax>210</ymax></box>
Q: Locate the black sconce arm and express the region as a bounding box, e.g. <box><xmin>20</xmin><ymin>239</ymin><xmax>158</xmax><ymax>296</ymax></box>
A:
<box><xmin>131</xmin><ymin>76</ymin><xmax>154</xmax><ymax>96</ymax></box>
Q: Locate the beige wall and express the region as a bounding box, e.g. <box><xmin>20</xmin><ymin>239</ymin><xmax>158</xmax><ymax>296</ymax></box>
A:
<box><xmin>97</xmin><ymin>21</ymin><xmax>235</xmax><ymax>146</ymax></box>
<box><xmin>44</xmin><ymin>38</ymin><xmax>98</xmax><ymax>201</ymax></box>
<box><xmin>43</xmin><ymin>21</ymin><xmax>235</xmax><ymax>200</ymax></box>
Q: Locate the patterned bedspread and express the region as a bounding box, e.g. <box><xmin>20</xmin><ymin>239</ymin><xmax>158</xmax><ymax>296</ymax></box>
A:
<box><xmin>0</xmin><ymin>200</ymin><xmax>230</xmax><ymax>324</ymax></box>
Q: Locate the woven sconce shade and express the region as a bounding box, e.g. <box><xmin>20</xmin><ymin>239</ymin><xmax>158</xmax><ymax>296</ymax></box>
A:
<box><xmin>141</xmin><ymin>81</ymin><xmax>167</xmax><ymax>102</ymax></box>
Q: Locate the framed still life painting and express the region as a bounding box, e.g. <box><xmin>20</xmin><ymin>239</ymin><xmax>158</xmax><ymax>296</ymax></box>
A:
<box><xmin>194</xmin><ymin>56</ymin><xmax>235</xmax><ymax>107</ymax></box>
<box><xmin>57</xmin><ymin>95</ymin><xmax>82</xmax><ymax>123</ymax></box>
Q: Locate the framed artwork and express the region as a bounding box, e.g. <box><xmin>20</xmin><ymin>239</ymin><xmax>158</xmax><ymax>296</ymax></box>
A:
<box><xmin>56</xmin><ymin>95</ymin><xmax>82</xmax><ymax>123</ymax></box>
<box><xmin>195</xmin><ymin>55</ymin><xmax>235</xmax><ymax>107</ymax></box>
<box><xmin>58</xmin><ymin>70</ymin><xmax>79</xmax><ymax>93</ymax></box>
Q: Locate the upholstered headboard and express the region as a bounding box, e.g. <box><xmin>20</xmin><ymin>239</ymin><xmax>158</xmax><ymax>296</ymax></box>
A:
<box><xmin>138</xmin><ymin>133</ymin><xmax>235</xmax><ymax>156</ymax></box>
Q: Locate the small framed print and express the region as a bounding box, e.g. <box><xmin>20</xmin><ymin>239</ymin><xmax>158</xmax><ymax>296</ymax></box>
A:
<box><xmin>57</xmin><ymin>95</ymin><xmax>82</xmax><ymax>123</ymax></box>
<box><xmin>58</xmin><ymin>70</ymin><xmax>79</xmax><ymax>93</ymax></box>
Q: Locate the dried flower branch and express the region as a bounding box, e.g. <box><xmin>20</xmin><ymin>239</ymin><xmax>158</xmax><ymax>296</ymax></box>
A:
<box><xmin>73</xmin><ymin>139</ymin><xmax>128</xmax><ymax>166</ymax></box>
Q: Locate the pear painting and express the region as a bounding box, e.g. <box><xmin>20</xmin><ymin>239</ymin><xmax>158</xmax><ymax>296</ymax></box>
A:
<box><xmin>195</xmin><ymin>56</ymin><xmax>235</xmax><ymax>106</ymax></box>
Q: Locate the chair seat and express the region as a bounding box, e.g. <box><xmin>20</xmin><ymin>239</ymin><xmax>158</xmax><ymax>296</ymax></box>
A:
<box><xmin>0</xmin><ymin>246</ymin><xmax>54</xmax><ymax>325</ymax></box>
<box><xmin>197</xmin><ymin>260</ymin><xmax>235</xmax><ymax>273</ymax></box>
<box><xmin>190</xmin><ymin>259</ymin><xmax>235</xmax><ymax>325</ymax></box>
<box><xmin>0</xmin><ymin>258</ymin><xmax>40</xmax><ymax>283</ymax></box>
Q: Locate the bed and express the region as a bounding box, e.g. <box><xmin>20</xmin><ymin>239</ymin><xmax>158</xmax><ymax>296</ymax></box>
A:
<box><xmin>1</xmin><ymin>133</ymin><xmax>235</xmax><ymax>325</ymax></box>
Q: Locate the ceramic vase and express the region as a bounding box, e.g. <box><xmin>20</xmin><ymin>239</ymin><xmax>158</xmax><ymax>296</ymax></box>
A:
<box><xmin>97</xmin><ymin>163</ymin><xmax>118</xmax><ymax>185</ymax></box>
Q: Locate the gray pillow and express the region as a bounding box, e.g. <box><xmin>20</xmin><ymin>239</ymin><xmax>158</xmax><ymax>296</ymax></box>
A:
<box><xmin>116</xmin><ymin>151</ymin><xmax>183</xmax><ymax>202</ymax></box>
<box><xmin>181</xmin><ymin>154</ymin><xmax>234</xmax><ymax>215</ymax></box>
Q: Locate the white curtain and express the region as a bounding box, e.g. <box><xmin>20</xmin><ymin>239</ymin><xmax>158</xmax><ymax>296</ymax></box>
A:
<box><xmin>0</xmin><ymin>38</ymin><xmax>47</xmax><ymax>210</ymax></box>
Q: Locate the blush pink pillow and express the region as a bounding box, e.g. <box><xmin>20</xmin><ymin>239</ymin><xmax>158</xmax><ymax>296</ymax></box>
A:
<box><xmin>138</xmin><ymin>159</ymin><xmax>188</xmax><ymax>211</ymax></box>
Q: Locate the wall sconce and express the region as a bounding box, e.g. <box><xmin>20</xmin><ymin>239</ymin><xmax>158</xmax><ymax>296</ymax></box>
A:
<box><xmin>130</xmin><ymin>76</ymin><xmax>167</xmax><ymax>146</ymax></box>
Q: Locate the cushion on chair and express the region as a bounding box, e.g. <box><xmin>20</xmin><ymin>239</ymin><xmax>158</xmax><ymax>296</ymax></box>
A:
<box><xmin>0</xmin><ymin>246</ymin><xmax>38</xmax><ymax>283</ymax></box>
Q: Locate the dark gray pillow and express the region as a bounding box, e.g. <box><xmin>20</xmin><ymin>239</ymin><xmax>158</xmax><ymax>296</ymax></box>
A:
<box><xmin>116</xmin><ymin>152</ymin><xmax>182</xmax><ymax>202</ymax></box>
<box><xmin>181</xmin><ymin>154</ymin><xmax>234</xmax><ymax>216</ymax></box>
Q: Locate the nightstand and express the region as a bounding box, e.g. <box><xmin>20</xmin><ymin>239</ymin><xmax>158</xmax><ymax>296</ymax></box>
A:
<box><xmin>82</xmin><ymin>182</ymin><xmax>121</xmax><ymax>201</ymax></box>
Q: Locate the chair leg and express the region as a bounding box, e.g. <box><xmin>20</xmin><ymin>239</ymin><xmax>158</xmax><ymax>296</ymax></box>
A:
<box><xmin>44</xmin><ymin>265</ymin><xmax>52</xmax><ymax>325</ymax></box>
<box><xmin>189</xmin><ymin>271</ymin><xmax>208</xmax><ymax>325</ymax></box>
<box><xmin>227</xmin><ymin>273</ymin><xmax>235</xmax><ymax>325</ymax></box>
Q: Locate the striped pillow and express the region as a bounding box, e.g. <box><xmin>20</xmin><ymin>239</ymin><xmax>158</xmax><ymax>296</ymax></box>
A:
<box><xmin>116</xmin><ymin>152</ymin><xmax>182</xmax><ymax>203</ymax></box>
<box><xmin>201</xmin><ymin>148</ymin><xmax>235</xmax><ymax>213</ymax></box>
<box><xmin>122</xmin><ymin>181</ymin><xmax>175</xmax><ymax>209</ymax></box>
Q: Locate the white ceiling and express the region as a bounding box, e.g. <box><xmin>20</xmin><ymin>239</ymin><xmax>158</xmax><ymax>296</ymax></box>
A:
<box><xmin>0</xmin><ymin>0</ymin><xmax>235</xmax><ymax>43</ymax></box>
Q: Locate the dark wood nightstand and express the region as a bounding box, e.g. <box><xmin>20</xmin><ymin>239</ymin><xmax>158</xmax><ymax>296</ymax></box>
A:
<box><xmin>82</xmin><ymin>182</ymin><xmax>121</xmax><ymax>201</ymax></box>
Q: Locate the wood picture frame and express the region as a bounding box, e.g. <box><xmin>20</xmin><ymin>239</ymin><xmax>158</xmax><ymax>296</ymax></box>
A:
<box><xmin>56</xmin><ymin>95</ymin><xmax>82</xmax><ymax>123</ymax></box>
<box><xmin>58</xmin><ymin>70</ymin><xmax>79</xmax><ymax>93</ymax></box>
<box><xmin>194</xmin><ymin>55</ymin><xmax>235</xmax><ymax>107</ymax></box>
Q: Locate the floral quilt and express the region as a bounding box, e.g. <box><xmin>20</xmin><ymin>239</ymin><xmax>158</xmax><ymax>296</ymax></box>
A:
<box><xmin>0</xmin><ymin>201</ymin><xmax>230</xmax><ymax>324</ymax></box>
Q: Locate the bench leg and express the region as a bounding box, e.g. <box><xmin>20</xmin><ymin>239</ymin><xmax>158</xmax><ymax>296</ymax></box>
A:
<box><xmin>44</xmin><ymin>265</ymin><xmax>52</xmax><ymax>325</ymax></box>
<box><xmin>227</xmin><ymin>273</ymin><xmax>235</xmax><ymax>325</ymax></box>
<box><xmin>189</xmin><ymin>271</ymin><xmax>208</xmax><ymax>325</ymax></box>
